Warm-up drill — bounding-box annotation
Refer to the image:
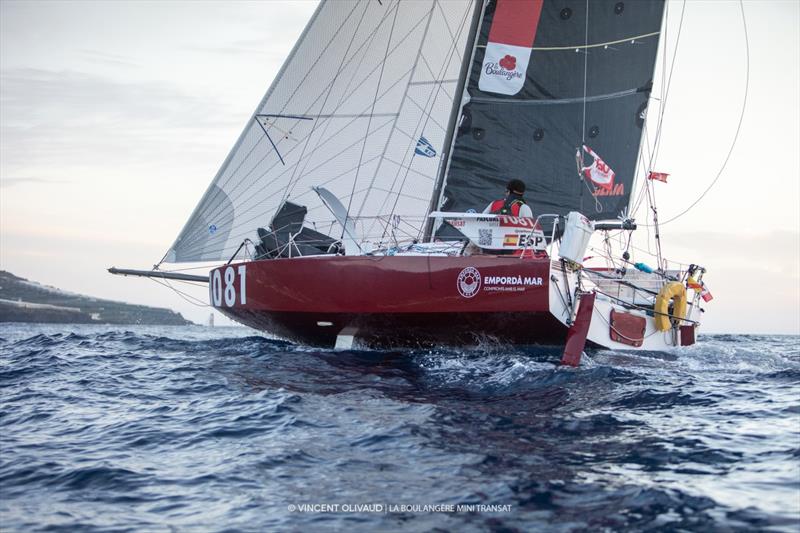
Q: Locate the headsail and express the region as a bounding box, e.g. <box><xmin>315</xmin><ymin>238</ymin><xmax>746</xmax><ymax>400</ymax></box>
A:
<box><xmin>434</xmin><ymin>0</ymin><xmax>665</xmax><ymax>226</ymax></box>
<box><xmin>167</xmin><ymin>0</ymin><xmax>477</xmax><ymax>263</ymax></box>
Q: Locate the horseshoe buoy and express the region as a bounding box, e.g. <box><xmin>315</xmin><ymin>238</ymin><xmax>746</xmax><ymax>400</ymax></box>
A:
<box><xmin>654</xmin><ymin>281</ymin><xmax>687</xmax><ymax>332</ymax></box>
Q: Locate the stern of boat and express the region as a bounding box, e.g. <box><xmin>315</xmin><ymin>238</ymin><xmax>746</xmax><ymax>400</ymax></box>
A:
<box><xmin>548</xmin><ymin>259</ymin><xmax>700</xmax><ymax>352</ymax></box>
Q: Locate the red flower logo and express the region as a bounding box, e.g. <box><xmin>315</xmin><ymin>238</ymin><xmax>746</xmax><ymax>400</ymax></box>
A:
<box><xmin>499</xmin><ymin>54</ymin><xmax>516</xmax><ymax>71</ymax></box>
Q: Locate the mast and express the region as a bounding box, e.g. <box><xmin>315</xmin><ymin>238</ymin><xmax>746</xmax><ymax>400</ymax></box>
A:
<box><xmin>423</xmin><ymin>0</ymin><xmax>486</xmax><ymax>242</ymax></box>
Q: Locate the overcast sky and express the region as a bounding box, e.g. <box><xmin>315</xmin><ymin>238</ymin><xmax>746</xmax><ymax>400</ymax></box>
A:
<box><xmin>1</xmin><ymin>0</ymin><xmax>798</xmax><ymax>334</ymax></box>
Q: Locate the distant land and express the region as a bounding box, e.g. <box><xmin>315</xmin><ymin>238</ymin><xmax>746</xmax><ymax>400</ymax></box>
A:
<box><xmin>0</xmin><ymin>271</ymin><xmax>193</xmax><ymax>325</ymax></box>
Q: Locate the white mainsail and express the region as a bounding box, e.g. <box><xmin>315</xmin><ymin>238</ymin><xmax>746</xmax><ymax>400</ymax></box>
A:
<box><xmin>167</xmin><ymin>0</ymin><xmax>476</xmax><ymax>263</ymax></box>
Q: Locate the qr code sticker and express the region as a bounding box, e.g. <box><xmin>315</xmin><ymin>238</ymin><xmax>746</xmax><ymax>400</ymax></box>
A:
<box><xmin>478</xmin><ymin>229</ymin><xmax>492</xmax><ymax>246</ymax></box>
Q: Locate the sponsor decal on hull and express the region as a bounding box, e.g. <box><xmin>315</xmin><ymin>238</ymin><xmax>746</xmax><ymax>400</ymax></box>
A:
<box><xmin>457</xmin><ymin>267</ymin><xmax>482</xmax><ymax>298</ymax></box>
<box><xmin>457</xmin><ymin>267</ymin><xmax>543</xmax><ymax>297</ymax></box>
<box><xmin>483</xmin><ymin>275</ymin><xmax>543</xmax><ymax>293</ymax></box>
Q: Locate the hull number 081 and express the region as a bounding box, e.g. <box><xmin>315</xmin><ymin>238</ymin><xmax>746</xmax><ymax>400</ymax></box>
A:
<box><xmin>211</xmin><ymin>265</ymin><xmax>247</xmax><ymax>307</ymax></box>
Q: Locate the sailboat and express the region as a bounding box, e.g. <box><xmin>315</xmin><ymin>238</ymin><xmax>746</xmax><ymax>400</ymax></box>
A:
<box><xmin>110</xmin><ymin>0</ymin><xmax>712</xmax><ymax>364</ymax></box>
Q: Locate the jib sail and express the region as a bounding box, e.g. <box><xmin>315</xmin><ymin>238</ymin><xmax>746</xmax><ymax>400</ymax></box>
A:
<box><xmin>166</xmin><ymin>0</ymin><xmax>477</xmax><ymax>263</ymax></box>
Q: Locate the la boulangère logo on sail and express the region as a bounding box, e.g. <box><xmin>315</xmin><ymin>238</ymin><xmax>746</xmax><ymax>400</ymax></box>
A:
<box><xmin>483</xmin><ymin>52</ymin><xmax>524</xmax><ymax>81</ymax></box>
<box><xmin>479</xmin><ymin>43</ymin><xmax>530</xmax><ymax>95</ymax></box>
<box><xmin>478</xmin><ymin>0</ymin><xmax>543</xmax><ymax>96</ymax></box>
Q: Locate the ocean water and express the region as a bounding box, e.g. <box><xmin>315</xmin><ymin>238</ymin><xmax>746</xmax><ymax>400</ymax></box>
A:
<box><xmin>1</xmin><ymin>324</ymin><xmax>798</xmax><ymax>532</ymax></box>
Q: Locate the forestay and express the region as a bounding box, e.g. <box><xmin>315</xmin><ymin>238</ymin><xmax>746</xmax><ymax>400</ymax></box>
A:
<box><xmin>166</xmin><ymin>0</ymin><xmax>476</xmax><ymax>263</ymax></box>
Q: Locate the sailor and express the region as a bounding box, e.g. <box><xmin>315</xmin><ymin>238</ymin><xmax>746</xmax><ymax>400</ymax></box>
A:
<box><xmin>483</xmin><ymin>179</ymin><xmax>533</xmax><ymax>218</ymax></box>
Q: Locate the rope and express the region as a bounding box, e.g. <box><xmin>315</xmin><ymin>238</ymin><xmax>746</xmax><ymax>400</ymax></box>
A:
<box><xmin>475</xmin><ymin>31</ymin><xmax>662</xmax><ymax>52</ymax></box>
<box><xmin>174</xmin><ymin>4</ymin><xmax>429</xmax><ymax>254</ymax></box>
<box><xmin>580</xmin><ymin>0</ymin><xmax>589</xmax><ymax>144</ymax></box>
<box><xmin>384</xmin><ymin>0</ymin><xmax>475</xmax><ymax>241</ymax></box>
<box><xmin>343</xmin><ymin>0</ymin><xmax>400</xmax><ymax>241</ymax></box>
<box><xmin>150</xmin><ymin>277</ymin><xmax>211</xmax><ymax>308</ymax></box>
<box><xmin>644</xmin><ymin>0</ymin><xmax>750</xmax><ymax>227</ymax></box>
<box><xmin>278</xmin><ymin>2</ymin><xmax>373</xmax><ymax>208</ymax></box>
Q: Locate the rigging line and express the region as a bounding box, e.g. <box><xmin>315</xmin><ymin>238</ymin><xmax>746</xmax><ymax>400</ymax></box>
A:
<box><xmin>177</xmin><ymin>102</ymin><xmax>403</xmax><ymax>251</ymax></box>
<box><xmin>649</xmin><ymin>0</ymin><xmax>686</xmax><ymax>170</ymax></box>
<box><xmin>630</xmin><ymin>121</ymin><xmax>654</xmax><ymax>218</ymax></box>
<box><xmin>188</xmin><ymin>4</ymin><xmax>454</xmax><ymax>252</ymax></box>
<box><xmin>420</xmin><ymin>0</ymin><xmax>483</xmax><ymax>240</ymax></box>
<box><xmin>418</xmin><ymin>53</ymin><xmax>455</xmax><ymax>102</ymax></box>
<box><xmin>475</xmin><ymin>31</ymin><xmax>662</xmax><ymax>52</ymax></box>
<box><xmin>356</xmin><ymin>3</ymin><xmax>470</xmax><ymax>238</ymax></box>
<box><xmin>190</xmin><ymin>3</ymin><xmax>421</xmax><ymax>225</ymax></box>
<box><xmin>628</xmin><ymin>134</ymin><xmax>650</xmax><ymax>218</ymax></box>
<box><xmin>630</xmin><ymin>1</ymin><xmax>681</xmax><ymax>225</ymax></box>
<box><xmin>292</xmin><ymin>157</ymin><xmax>387</xmax><ymax>206</ymax></box>
<box><xmin>279</xmin><ymin>1</ymin><xmax>377</xmax><ymax>208</ymax></box>
<box><xmin>397</xmin><ymin>90</ymin><xmax>450</xmax><ymax>134</ymax></box>
<box><xmin>340</xmin><ymin>0</ymin><xmax>396</xmax><ymax>241</ymax></box>
<box><xmin>435</xmin><ymin>0</ymin><xmax>462</xmax><ymax>65</ymax></box>
<box><xmin>230</xmin><ymin>119</ymin><xmax>393</xmax><ymax>225</ymax></box>
<box><xmin>628</xmin><ymin>88</ymin><xmax>660</xmax><ymax>218</ymax></box>
<box><xmin>645</xmin><ymin>0</ymin><xmax>749</xmax><ymax>227</ymax></box>
<box><xmin>215</xmin><ymin>6</ymin><xmax>398</xmax><ymax>214</ymax></box>
<box><xmin>275</xmin><ymin>6</ymin><xmax>430</xmax><ymax>186</ymax></box>
<box><xmin>182</xmin><ymin>119</ymin><xmax>397</xmax><ymax>252</ymax></box>
<box><xmin>160</xmin><ymin>1</ymin><xmax>333</xmax><ymax>266</ymax></box>
<box><xmin>353</xmin><ymin>0</ymin><xmax>438</xmax><ymax>220</ymax></box>
<box><xmin>188</xmin><ymin>13</ymin><xmax>430</xmax><ymax>236</ymax></box>
<box><xmin>222</xmin><ymin>68</ymin><xmax>416</xmax><ymax>217</ymax></box>
<box><xmin>581</xmin><ymin>0</ymin><xmax>589</xmax><ymax>144</ymax></box>
<box><xmin>150</xmin><ymin>277</ymin><xmax>210</xmax><ymax>308</ymax></box>
<box><xmin>174</xmin><ymin>2</ymin><xmax>363</xmax><ymax>248</ymax></box>
<box><xmin>344</xmin><ymin>7</ymin><xmax>400</xmax><ymax>239</ymax></box>
<box><xmin>369</xmin><ymin>185</ymin><xmax>430</xmax><ymax>203</ymax></box>
<box><xmin>471</xmin><ymin>87</ymin><xmax>641</xmax><ymax>106</ymax></box>
<box><xmin>646</xmin><ymin>177</ymin><xmax>664</xmax><ymax>268</ymax></box>
<box><xmin>155</xmin><ymin>264</ymin><xmax>222</xmax><ymax>273</ymax></box>
<box><xmin>307</xmin><ymin>184</ymin><xmax>430</xmax><ymax>219</ymax></box>
<box><xmin>383</xmin><ymin>155</ymin><xmax>437</xmax><ymax>181</ymax></box>
<box><xmin>380</xmin><ymin>1</ymin><xmax>473</xmax><ymax>239</ymax></box>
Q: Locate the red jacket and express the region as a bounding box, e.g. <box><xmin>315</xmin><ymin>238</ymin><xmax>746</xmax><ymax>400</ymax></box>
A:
<box><xmin>489</xmin><ymin>197</ymin><xmax>526</xmax><ymax>216</ymax></box>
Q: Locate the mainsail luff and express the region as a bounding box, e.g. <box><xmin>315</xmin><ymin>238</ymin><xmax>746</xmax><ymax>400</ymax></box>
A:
<box><xmin>166</xmin><ymin>0</ymin><xmax>475</xmax><ymax>264</ymax></box>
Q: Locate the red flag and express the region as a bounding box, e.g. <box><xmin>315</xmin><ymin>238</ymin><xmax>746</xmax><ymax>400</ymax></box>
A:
<box><xmin>648</xmin><ymin>171</ymin><xmax>669</xmax><ymax>183</ymax></box>
<box><xmin>581</xmin><ymin>145</ymin><xmax>615</xmax><ymax>191</ymax></box>
<box><xmin>700</xmin><ymin>282</ymin><xmax>713</xmax><ymax>302</ymax></box>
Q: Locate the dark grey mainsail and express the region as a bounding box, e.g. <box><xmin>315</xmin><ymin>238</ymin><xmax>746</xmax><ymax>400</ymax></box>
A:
<box><xmin>434</xmin><ymin>0</ymin><xmax>665</xmax><ymax>226</ymax></box>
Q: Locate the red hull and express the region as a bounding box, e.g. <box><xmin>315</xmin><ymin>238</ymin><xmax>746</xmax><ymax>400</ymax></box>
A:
<box><xmin>210</xmin><ymin>256</ymin><xmax>566</xmax><ymax>348</ymax></box>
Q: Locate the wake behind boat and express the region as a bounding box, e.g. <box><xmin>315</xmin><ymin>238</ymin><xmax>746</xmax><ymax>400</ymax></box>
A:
<box><xmin>111</xmin><ymin>0</ymin><xmax>713</xmax><ymax>364</ymax></box>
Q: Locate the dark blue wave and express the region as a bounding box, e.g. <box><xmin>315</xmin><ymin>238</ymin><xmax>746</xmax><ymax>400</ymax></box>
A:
<box><xmin>0</xmin><ymin>326</ymin><xmax>798</xmax><ymax>532</ymax></box>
